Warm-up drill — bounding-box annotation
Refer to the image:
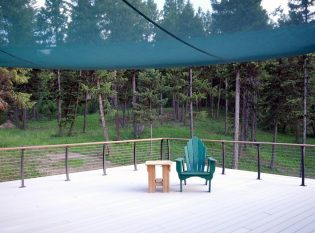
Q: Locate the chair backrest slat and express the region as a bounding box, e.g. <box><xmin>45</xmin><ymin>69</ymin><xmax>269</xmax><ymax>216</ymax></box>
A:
<box><xmin>184</xmin><ymin>137</ymin><xmax>206</xmax><ymax>172</ymax></box>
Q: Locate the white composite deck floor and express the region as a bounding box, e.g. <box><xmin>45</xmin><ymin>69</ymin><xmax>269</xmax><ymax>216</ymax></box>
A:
<box><xmin>1</xmin><ymin>164</ymin><xmax>315</xmax><ymax>233</ymax></box>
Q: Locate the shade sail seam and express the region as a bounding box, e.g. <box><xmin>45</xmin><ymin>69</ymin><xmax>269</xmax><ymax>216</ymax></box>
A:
<box><xmin>121</xmin><ymin>0</ymin><xmax>226</xmax><ymax>62</ymax></box>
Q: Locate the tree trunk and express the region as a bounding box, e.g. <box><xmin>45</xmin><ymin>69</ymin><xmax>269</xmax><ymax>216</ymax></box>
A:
<box><xmin>160</xmin><ymin>92</ymin><xmax>163</xmax><ymax>116</ymax></box>
<box><xmin>22</xmin><ymin>108</ymin><xmax>27</xmax><ymax>129</ymax></box>
<box><xmin>113</xmin><ymin>71</ymin><xmax>120</xmax><ymax>141</ymax></box>
<box><xmin>239</xmin><ymin>92</ymin><xmax>247</xmax><ymax>157</ymax></box>
<box><xmin>302</xmin><ymin>56</ymin><xmax>308</xmax><ymax>174</ymax></box>
<box><xmin>224</xmin><ymin>78</ymin><xmax>228</xmax><ymax>135</ymax></box>
<box><xmin>216</xmin><ymin>79</ymin><xmax>221</xmax><ymax>118</ymax></box>
<box><xmin>172</xmin><ymin>95</ymin><xmax>176</xmax><ymax>121</ymax></box>
<box><xmin>14</xmin><ymin>108</ymin><xmax>19</xmax><ymax>128</ymax></box>
<box><xmin>83</xmin><ymin>91</ymin><xmax>88</xmax><ymax>133</ymax></box>
<box><xmin>176</xmin><ymin>100</ymin><xmax>180</xmax><ymax>121</ymax></box>
<box><xmin>233</xmin><ymin>69</ymin><xmax>240</xmax><ymax>169</ymax></box>
<box><xmin>182</xmin><ymin>104</ymin><xmax>186</xmax><ymax>125</ymax></box>
<box><xmin>302</xmin><ymin>56</ymin><xmax>308</xmax><ymax>144</ymax></box>
<box><xmin>295</xmin><ymin>123</ymin><xmax>299</xmax><ymax>143</ymax></box>
<box><xmin>67</xmin><ymin>78</ymin><xmax>81</xmax><ymax>136</ymax></box>
<box><xmin>97</xmin><ymin>78</ymin><xmax>110</xmax><ymax>142</ymax></box>
<box><xmin>122</xmin><ymin>101</ymin><xmax>127</xmax><ymax>127</ymax></box>
<box><xmin>251</xmin><ymin>93</ymin><xmax>257</xmax><ymax>142</ymax></box>
<box><xmin>189</xmin><ymin>68</ymin><xmax>194</xmax><ymax>138</ymax></box>
<box><xmin>57</xmin><ymin>70</ymin><xmax>63</xmax><ymax>136</ymax></box>
<box><xmin>270</xmin><ymin>121</ymin><xmax>278</xmax><ymax>169</ymax></box>
<box><xmin>67</xmin><ymin>97</ymin><xmax>79</xmax><ymax>136</ymax></box>
<box><xmin>132</xmin><ymin>72</ymin><xmax>137</xmax><ymax>138</ymax></box>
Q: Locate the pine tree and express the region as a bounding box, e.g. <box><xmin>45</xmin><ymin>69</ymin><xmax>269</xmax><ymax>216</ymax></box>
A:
<box><xmin>35</xmin><ymin>0</ymin><xmax>68</xmax><ymax>46</ymax></box>
<box><xmin>211</xmin><ymin>0</ymin><xmax>269</xmax><ymax>34</ymax></box>
<box><xmin>134</xmin><ymin>69</ymin><xmax>165</xmax><ymax>138</ymax></box>
<box><xmin>211</xmin><ymin>0</ymin><xmax>269</xmax><ymax>168</ymax></box>
<box><xmin>67</xmin><ymin>0</ymin><xmax>101</xmax><ymax>44</ymax></box>
<box><xmin>288</xmin><ymin>0</ymin><xmax>315</xmax><ymax>24</ymax></box>
<box><xmin>0</xmin><ymin>0</ymin><xmax>35</xmax><ymax>45</ymax></box>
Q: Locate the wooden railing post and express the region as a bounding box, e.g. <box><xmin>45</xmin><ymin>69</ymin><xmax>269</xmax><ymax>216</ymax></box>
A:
<box><xmin>19</xmin><ymin>148</ymin><xmax>26</xmax><ymax>188</ymax></box>
<box><xmin>65</xmin><ymin>147</ymin><xmax>70</xmax><ymax>181</ymax></box>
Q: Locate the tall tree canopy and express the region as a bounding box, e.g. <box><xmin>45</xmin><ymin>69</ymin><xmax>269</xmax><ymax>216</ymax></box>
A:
<box><xmin>211</xmin><ymin>0</ymin><xmax>269</xmax><ymax>33</ymax></box>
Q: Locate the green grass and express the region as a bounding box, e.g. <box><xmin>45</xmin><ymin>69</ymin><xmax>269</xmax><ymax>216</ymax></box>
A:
<box><xmin>1</xmin><ymin>110</ymin><xmax>315</xmax><ymax>147</ymax></box>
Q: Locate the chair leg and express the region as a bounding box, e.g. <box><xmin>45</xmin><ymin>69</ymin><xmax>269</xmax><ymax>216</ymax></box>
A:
<box><xmin>180</xmin><ymin>180</ymin><xmax>183</xmax><ymax>192</ymax></box>
<box><xmin>184</xmin><ymin>179</ymin><xmax>186</xmax><ymax>185</ymax></box>
<box><xmin>208</xmin><ymin>180</ymin><xmax>211</xmax><ymax>192</ymax></box>
<box><xmin>205</xmin><ymin>180</ymin><xmax>208</xmax><ymax>185</ymax></box>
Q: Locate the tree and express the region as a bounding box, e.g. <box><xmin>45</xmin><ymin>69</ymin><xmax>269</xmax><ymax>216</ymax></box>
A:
<box><xmin>285</xmin><ymin>0</ymin><xmax>315</xmax><ymax>173</ymax></box>
<box><xmin>134</xmin><ymin>69</ymin><xmax>165</xmax><ymax>138</ymax></box>
<box><xmin>57</xmin><ymin>70</ymin><xmax>82</xmax><ymax>136</ymax></box>
<box><xmin>0</xmin><ymin>0</ymin><xmax>35</xmax><ymax>46</ymax></box>
<box><xmin>67</xmin><ymin>0</ymin><xmax>101</xmax><ymax>45</ymax></box>
<box><xmin>0</xmin><ymin>68</ymin><xmax>35</xmax><ymax>129</ymax></box>
<box><xmin>211</xmin><ymin>0</ymin><xmax>269</xmax><ymax>34</ymax></box>
<box><xmin>94</xmin><ymin>71</ymin><xmax>115</xmax><ymax>142</ymax></box>
<box><xmin>287</xmin><ymin>0</ymin><xmax>315</xmax><ymax>24</ymax></box>
<box><xmin>158</xmin><ymin>0</ymin><xmax>204</xmax><ymax>40</ymax></box>
<box><xmin>35</xmin><ymin>0</ymin><xmax>68</xmax><ymax>46</ymax></box>
<box><xmin>211</xmin><ymin>0</ymin><xmax>269</xmax><ymax>168</ymax></box>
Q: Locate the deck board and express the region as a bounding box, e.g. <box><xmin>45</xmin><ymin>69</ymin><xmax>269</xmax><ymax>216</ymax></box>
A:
<box><xmin>0</xmin><ymin>164</ymin><xmax>315</xmax><ymax>233</ymax></box>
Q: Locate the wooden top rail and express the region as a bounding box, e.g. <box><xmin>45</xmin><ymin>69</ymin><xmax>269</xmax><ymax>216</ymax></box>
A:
<box><xmin>0</xmin><ymin>138</ymin><xmax>164</xmax><ymax>151</ymax></box>
<box><xmin>163</xmin><ymin>138</ymin><xmax>315</xmax><ymax>148</ymax></box>
<box><xmin>0</xmin><ymin>137</ymin><xmax>315</xmax><ymax>152</ymax></box>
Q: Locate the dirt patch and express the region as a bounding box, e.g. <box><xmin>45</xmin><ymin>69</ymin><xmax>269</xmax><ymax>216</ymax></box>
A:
<box><xmin>0</xmin><ymin>120</ymin><xmax>15</xmax><ymax>129</ymax></box>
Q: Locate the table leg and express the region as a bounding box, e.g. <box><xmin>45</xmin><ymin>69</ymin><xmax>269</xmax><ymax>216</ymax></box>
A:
<box><xmin>162</xmin><ymin>165</ymin><xmax>170</xmax><ymax>192</ymax></box>
<box><xmin>147</xmin><ymin>165</ymin><xmax>156</xmax><ymax>192</ymax></box>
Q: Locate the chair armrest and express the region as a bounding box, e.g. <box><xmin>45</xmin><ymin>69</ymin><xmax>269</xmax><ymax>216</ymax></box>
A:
<box><xmin>207</xmin><ymin>157</ymin><xmax>216</xmax><ymax>173</ymax></box>
<box><xmin>175</xmin><ymin>158</ymin><xmax>185</xmax><ymax>174</ymax></box>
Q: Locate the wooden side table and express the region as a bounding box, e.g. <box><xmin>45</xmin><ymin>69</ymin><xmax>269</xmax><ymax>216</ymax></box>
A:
<box><xmin>145</xmin><ymin>160</ymin><xmax>172</xmax><ymax>193</ymax></box>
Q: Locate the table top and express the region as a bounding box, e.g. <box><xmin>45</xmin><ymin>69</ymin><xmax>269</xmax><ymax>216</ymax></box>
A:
<box><xmin>145</xmin><ymin>160</ymin><xmax>172</xmax><ymax>166</ymax></box>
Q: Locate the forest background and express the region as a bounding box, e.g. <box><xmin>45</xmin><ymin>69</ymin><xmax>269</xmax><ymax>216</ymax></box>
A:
<box><xmin>0</xmin><ymin>0</ymin><xmax>315</xmax><ymax>157</ymax></box>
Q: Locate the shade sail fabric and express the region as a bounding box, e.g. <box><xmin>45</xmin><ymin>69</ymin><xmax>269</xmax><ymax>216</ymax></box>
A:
<box><xmin>0</xmin><ymin>0</ymin><xmax>314</xmax><ymax>69</ymax></box>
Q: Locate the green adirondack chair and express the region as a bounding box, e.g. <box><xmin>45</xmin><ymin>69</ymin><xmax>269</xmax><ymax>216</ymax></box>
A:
<box><xmin>175</xmin><ymin>137</ymin><xmax>216</xmax><ymax>192</ymax></box>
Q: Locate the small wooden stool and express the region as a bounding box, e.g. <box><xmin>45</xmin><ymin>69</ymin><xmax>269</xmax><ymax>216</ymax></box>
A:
<box><xmin>145</xmin><ymin>160</ymin><xmax>172</xmax><ymax>193</ymax></box>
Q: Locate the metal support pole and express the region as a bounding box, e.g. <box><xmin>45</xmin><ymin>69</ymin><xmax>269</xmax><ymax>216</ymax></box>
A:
<box><xmin>19</xmin><ymin>149</ymin><xmax>25</xmax><ymax>188</ymax></box>
<box><xmin>65</xmin><ymin>147</ymin><xmax>70</xmax><ymax>181</ymax></box>
<box><xmin>257</xmin><ymin>144</ymin><xmax>261</xmax><ymax>180</ymax></box>
<box><xmin>167</xmin><ymin>139</ymin><xmax>170</xmax><ymax>160</ymax></box>
<box><xmin>102</xmin><ymin>144</ymin><xmax>107</xmax><ymax>175</ymax></box>
<box><xmin>222</xmin><ymin>142</ymin><xmax>225</xmax><ymax>175</ymax></box>
<box><xmin>133</xmin><ymin>142</ymin><xmax>137</xmax><ymax>171</ymax></box>
<box><xmin>301</xmin><ymin>146</ymin><xmax>305</xmax><ymax>186</ymax></box>
<box><xmin>160</xmin><ymin>139</ymin><xmax>164</xmax><ymax>160</ymax></box>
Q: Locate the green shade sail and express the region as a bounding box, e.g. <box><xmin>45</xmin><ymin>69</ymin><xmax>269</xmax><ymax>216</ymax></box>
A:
<box><xmin>0</xmin><ymin>0</ymin><xmax>314</xmax><ymax>69</ymax></box>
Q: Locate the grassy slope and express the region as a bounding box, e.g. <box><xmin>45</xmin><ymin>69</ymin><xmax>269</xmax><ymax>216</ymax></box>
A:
<box><xmin>0</xmin><ymin>111</ymin><xmax>314</xmax><ymax>148</ymax></box>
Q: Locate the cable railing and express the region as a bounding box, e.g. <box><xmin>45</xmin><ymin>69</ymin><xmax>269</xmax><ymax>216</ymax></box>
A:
<box><xmin>0</xmin><ymin>138</ymin><xmax>314</xmax><ymax>187</ymax></box>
